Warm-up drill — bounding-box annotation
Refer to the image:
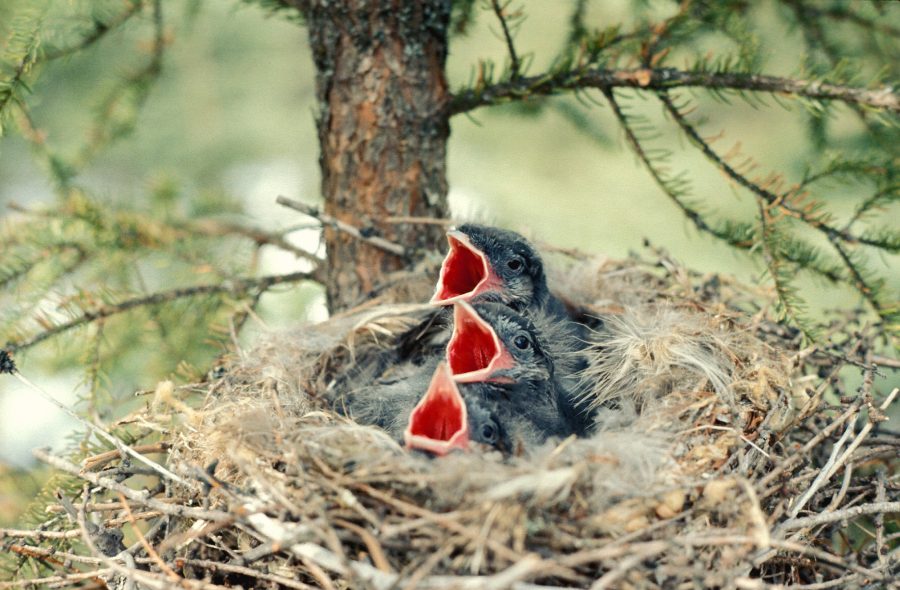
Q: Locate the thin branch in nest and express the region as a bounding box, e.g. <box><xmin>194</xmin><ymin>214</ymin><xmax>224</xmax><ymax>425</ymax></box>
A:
<box><xmin>788</xmin><ymin>386</ymin><xmax>898</xmax><ymax>517</ymax></box>
<box><xmin>780</xmin><ymin>501</ymin><xmax>900</xmax><ymax>531</ymax></box>
<box><xmin>9</xmin><ymin>368</ymin><xmax>187</xmax><ymax>486</ymax></box>
<box><xmin>276</xmin><ymin>195</ymin><xmax>407</xmax><ymax>258</ymax></box>
<box><xmin>32</xmin><ymin>448</ymin><xmax>232</xmax><ymax>522</ymax></box>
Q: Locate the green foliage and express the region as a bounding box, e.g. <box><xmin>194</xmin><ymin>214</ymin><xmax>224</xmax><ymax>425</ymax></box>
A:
<box><xmin>451</xmin><ymin>0</ymin><xmax>898</xmax><ymax>341</ymax></box>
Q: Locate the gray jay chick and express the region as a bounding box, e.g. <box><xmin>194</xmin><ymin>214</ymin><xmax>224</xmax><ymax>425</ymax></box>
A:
<box><xmin>337</xmin><ymin>362</ymin><xmax>510</xmax><ymax>455</ymax></box>
<box><xmin>430</xmin><ymin>223</ymin><xmax>566</xmax><ymax>317</ymax></box>
<box><xmin>447</xmin><ymin>300</ymin><xmax>593</xmax><ymax>437</ymax></box>
<box><xmin>404</xmin><ymin>362</ymin><xmax>575</xmax><ymax>455</ymax></box>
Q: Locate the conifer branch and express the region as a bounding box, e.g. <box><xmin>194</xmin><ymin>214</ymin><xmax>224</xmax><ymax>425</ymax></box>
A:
<box><xmin>5</xmin><ymin>270</ymin><xmax>318</xmax><ymax>353</ymax></box>
<box><xmin>605</xmin><ymin>90</ymin><xmax>846</xmax><ymax>288</ymax></box>
<box><xmin>602</xmin><ymin>90</ymin><xmax>717</xmax><ymax>241</ymax></box>
<box><xmin>782</xmin><ymin>0</ymin><xmax>897</xmax><ymax>150</ymax></box>
<box><xmin>756</xmin><ymin>201</ymin><xmax>814</xmax><ymax>336</ymax></box>
<box><xmin>490</xmin><ymin>0</ymin><xmax>522</xmax><ymax>79</ymax></box>
<box><xmin>657</xmin><ymin>91</ymin><xmax>892</xmax><ymax>318</ymax></box>
<box><xmin>827</xmin><ymin>237</ymin><xmax>883</xmax><ymax>315</ymax></box>
<box><xmin>42</xmin><ymin>1</ymin><xmax>145</xmax><ymax>61</ymax></box>
<box><xmin>450</xmin><ymin>67</ymin><xmax>900</xmax><ymax>115</ymax></box>
<box><xmin>0</xmin><ymin>11</ymin><xmax>43</xmax><ymax>135</ymax></box>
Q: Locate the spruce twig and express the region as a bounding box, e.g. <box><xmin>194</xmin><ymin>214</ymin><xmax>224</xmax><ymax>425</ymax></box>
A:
<box><xmin>5</xmin><ymin>270</ymin><xmax>317</xmax><ymax>353</ymax></box>
<box><xmin>450</xmin><ymin>67</ymin><xmax>900</xmax><ymax>115</ymax></box>
<box><xmin>276</xmin><ymin>196</ymin><xmax>407</xmax><ymax>258</ymax></box>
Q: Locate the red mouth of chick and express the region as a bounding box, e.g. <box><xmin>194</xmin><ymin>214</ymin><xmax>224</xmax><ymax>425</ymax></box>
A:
<box><xmin>404</xmin><ymin>363</ymin><xmax>469</xmax><ymax>456</ymax></box>
<box><xmin>430</xmin><ymin>231</ymin><xmax>501</xmax><ymax>305</ymax></box>
<box><xmin>446</xmin><ymin>301</ymin><xmax>515</xmax><ymax>383</ymax></box>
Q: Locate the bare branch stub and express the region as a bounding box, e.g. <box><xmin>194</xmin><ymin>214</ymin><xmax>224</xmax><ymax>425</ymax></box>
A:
<box><xmin>0</xmin><ymin>350</ymin><xmax>15</xmax><ymax>374</ymax></box>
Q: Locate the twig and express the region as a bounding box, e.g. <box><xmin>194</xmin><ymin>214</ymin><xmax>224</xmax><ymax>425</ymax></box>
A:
<box><xmin>276</xmin><ymin>196</ymin><xmax>407</xmax><ymax>257</ymax></box>
<box><xmin>788</xmin><ymin>417</ymin><xmax>857</xmax><ymax>517</ymax></box>
<box><xmin>780</xmin><ymin>501</ymin><xmax>900</xmax><ymax>530</ymax></box>
<box><xmin>32</xmin><ymin>448</ymin><xmax>232</xmax><ymax>522</ymax></box>
<box><xmin>0</xmin><ymin>569</ymin><xmax>113</xmax><ymax>589</ymax></box>
<box><xmin>11</xmin><ymin>370</ymin><xmax>188</xmax><ymax>486</ymax></box>
<box><xmin>490</xmin><ymin>0</ymin><xmax>521</xmax><ymax>78</ymax></box>
<box><xmin>117</xmin><ymin>492</ymin><xmax>182</xmax><ymax>583</ymax></box>
<box><xmin>176</xmin><ymin>559</ymin><xmax>317</xmax><ymax>589</ymax></box>
<box><xmin>82</xmin><ymin>442</ymin><xmax>171</xmax><ymax>471</ymax></box>
<box><xmin>790</xmin><ymin>387</ymin><xmax>899</xmax><ymax>516</ymax></box>
<box><xmin>451</xmin><ymin>66</ymin><xmax>900</xmax><ymax>114</ymax></box>
<box><xmin>6</xmin><ymin>269</ymin><xmax>317</xmax><ymax>353</ymax></box>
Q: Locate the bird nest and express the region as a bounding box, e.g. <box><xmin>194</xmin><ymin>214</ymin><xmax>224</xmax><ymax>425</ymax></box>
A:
<box><xmin>3</xmin><ymin>247</ymin><xmax>898</xmax><ymax>589</ymax></box>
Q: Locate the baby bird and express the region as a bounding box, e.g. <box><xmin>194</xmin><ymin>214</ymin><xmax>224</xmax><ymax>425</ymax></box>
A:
<box><xmin>430</xmin><ymin>223</ymin><xmax>566</xmax><ymax>317</ymax></box>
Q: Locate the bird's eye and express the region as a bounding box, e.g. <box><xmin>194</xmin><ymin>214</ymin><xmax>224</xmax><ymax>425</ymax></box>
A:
<box><xmin>513</xmin><ymin>334</ymin><xmax>531</xmax><ymax>350</ymax></box>
<box><xmin>507</xmin><ymin>258</ymin><xmax>523</xmax><ymax>272</ymax></box>
<box><xmin>481</xmin><ymin>422</ymin><xmax>497</xmax><ymax>442</ymax></box>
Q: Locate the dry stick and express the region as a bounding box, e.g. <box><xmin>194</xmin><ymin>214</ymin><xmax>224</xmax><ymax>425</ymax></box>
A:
<box><xmin>788</xmin><ymin>418</ymin><xmax>857</xmax><ymax>517</ymax></box>
<box><xmin>789</xmin><ymin>387</ymin><xmax>899</xmax><ymax>517</ymax></box>
<box><xmin>83</xmin><ymin>442</ymin><xmax>171</xmax><ymax>471</ymax></box>
<box><xmin>32</xmin><ymin>448</ymin><xmax>232</xmax><ymax>522</ymax></box>
<box><xmin>589</xmin><ymin>543</ymin><xmax>667</xmax><ymax>590</ymax></box>
<box><xmin>0</xmin><ymin>569</ymin><xmax>114</xmax><ymax>589</ymax></box>
<box><xmin>0</xmin><ymin>527</ymin><xmax>82</xmax><ymax>540</ymax></box>
<box><xmin>450</xmin><ymin>67</ymin><xmax>900</xmax><ymax>115</ymax></box>
<box><xmin>758</xmin><ymin>394</ymin><xmax>866</xmax><ymax>492</ymax></box>
<box><xmin>276</xmin><ymin>195</ymin><xmax>407</xmax><ymax>257</ymax></box>
<box><xmin>117</xmin><ymin>492</ymin><xmax>182</xmax><ymax>583</ymax></box>
<box><xmin>780</xmin><ymin>502</ymin><xmax>900</xmax><ymax>531</ymax></box>
<box><xmin>11</xmin><ymin>371</ymin><xmax>188</xmax><ymax>487</ymax></box>
<box><xmin>332</xmin><ymin>518</ymin><xmax>394</xmax><ymax>573</ymax></box>
<box><xmin>6</xmin><ymin>544</ymin><xmax>132</xmax><ymax>566</ymax></box>
<box><xmin>176</xmin><ymin>559</ymin><xmax>317</xmax><ymax>590</ymax></box>
<box><xmin>875</xmin><ymin>470</ymin><xmax>887</xmax><ymax>568</ymax></box>
<box><xmin>824</xmin><ymin>461</ymin><xmax>853</xmax><ymax>512</ymax></box>
<box><xmin>353</xmin><ymin>483</ymin><xmax>528</xmax><ymax>565</ymax></box>
<box><xmin>70</xmin><ymin>485</ymin><xmax>147</xmax><ymax>590</ymax></box>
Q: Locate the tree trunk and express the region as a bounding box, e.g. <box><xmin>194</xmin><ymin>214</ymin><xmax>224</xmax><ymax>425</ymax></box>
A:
<box><xmin>302</xmin><ymin>0</ymin><xmax>452</xmax><ymax>312</ymax></box>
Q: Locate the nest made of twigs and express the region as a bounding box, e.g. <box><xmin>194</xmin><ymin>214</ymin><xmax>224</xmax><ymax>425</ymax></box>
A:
<box><xmin>3</xmin><ymin>248</ymin><xmax>897</xmax><ymax>590</ymax></box>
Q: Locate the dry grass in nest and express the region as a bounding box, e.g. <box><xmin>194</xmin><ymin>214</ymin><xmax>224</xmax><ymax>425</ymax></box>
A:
<box><xmin>1</xmin><ymin>249</ymin><xmax>897</xmax><ymax>589</ymax></box>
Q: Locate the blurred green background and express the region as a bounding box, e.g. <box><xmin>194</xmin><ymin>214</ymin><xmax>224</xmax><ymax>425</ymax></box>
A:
<box><xmin>0</xmin><ymin>0</ymin><xmax>897</xmax><ymax>523</ymax></box>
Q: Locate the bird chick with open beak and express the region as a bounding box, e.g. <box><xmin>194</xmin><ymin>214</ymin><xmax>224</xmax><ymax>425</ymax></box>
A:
<box><xmin>430</xmin><ymin>223</ymin><xmax>567</xmax><ymax>316</ymax></box>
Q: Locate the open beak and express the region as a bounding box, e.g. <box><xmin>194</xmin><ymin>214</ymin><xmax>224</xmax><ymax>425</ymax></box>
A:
<box><xmin>447</xmin><ymin>301</ymin><xmax>515</xmax><ymax>383</ymax></box>
<box><xmin>404</xmin><ymin>363</ymin><xmax>470</xmax><ymax>456</ymax></box>
<box><xmin>430</xmin><ymin>230</ymin><xmax>502</xmax><ymax>305</ymax></box>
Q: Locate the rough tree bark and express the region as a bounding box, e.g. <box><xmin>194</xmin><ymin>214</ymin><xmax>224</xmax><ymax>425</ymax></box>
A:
<box><xmin>299</xmin><ymin>1</ymin><xmax>452</xmax><ymax>312</ymax></box>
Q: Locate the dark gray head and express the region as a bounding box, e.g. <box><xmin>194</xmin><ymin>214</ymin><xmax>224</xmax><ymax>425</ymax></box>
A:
<box><xmin>403</xmin><ymin>362</ymin><xmax>569</xmax><ymax>456</ymax></box>
<box><xmin>430</xmin><ymin>224</ymin><xmax>551</xmax><ymax>312</ymax></box>
<box><xmin>461</xmin><ymin>380</ymin><xmax>571</xmax><ymax>451</ymax></box>
<box><xmin>403</xmin><ymin>362</ymin><xmax>507</xmax><ymax>456</ymax></box>
<box><xmin>446</xmin><ymin>301</ymin><xmax>554</xmax><ymax>384</ymax></box>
